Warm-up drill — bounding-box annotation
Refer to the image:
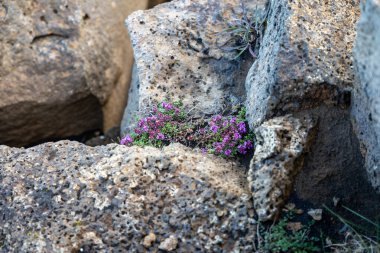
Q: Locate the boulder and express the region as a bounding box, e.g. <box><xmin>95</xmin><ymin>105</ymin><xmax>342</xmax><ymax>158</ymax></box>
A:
<box><xmin>0</xmin><ymin>0</ymin><xmax>148</xmax><ymax>147</ymax></box>
<box><xmin>244</xmin><ymin>0</ymin><xmax>378</xmax><ymax>201</ymax></box>
<box><xmin>0</xmin><ymin>141</ymin><xmax>257</xmax><ymax>252</ymax></box>
<box><xmin>121</xmin><ymin>0</ymin><xmax>267</xmax><ymax>135</ymax></box>
<box><xmin>245</xmin><ymin>0</ymin><xmax>360</xmax><ymax>127</ymax></box>
<box><xmin>248</xmin><ymin>115</ymin><xmax>315</xmax><ymax>221</ymax></box>
<box><xmin>353</xmin><ymin>0</ymin><xmax>380</xmax><ymax>192</ymax></box>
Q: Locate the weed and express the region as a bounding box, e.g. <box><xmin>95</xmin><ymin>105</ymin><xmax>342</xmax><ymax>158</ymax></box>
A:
<box><xmin>324</xmin><ymin>205</ymin><xmax>380</xmax><ymax>252</ymax></box>
<box><xmin>257</xmin><ymin>212</ymin><xmax>320</xmax><ymax>253</ymax></box>
<box><xmin>216</xmin><ymin>2</ymin><xmax>268</xmax><ymax>59</ymax></box>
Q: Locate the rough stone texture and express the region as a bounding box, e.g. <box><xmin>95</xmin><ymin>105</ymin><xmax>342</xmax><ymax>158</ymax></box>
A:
<box><xmin>353</xmin><ymin>0</ymin><xmax>380</xmax><ymax>192</ymax></box>
<box><xmin>0</xmin><ymin>0</ymin><xmax>148</xmax><ymax>147</ymax></box>
<box><xmin>0</xmin><ymin>141</ymin><xmax>258</xmax><ymax>252</ymax></box>
<box><xmin>248</xmin><ymin>115</ymin><xmax>315</xmax><ymax>221</ymax></box>
<box><xmin>121</xmin><ymin>63</ymin><xmax>140</xmax><ymax>136</ymax></box>
<box><xmin>122</xmin><ymin>0</ymin><xmax>267</xmax><ymax>133</ymax></box>
<box><xmin>243</xmin><ymin>1</ymin><xmax>380</xmax><ymax>197</ymax></box>
<box><xmin>245</xmin><ymin>0</ymin><xmax>360</xmax><ymax>126</ymax></box>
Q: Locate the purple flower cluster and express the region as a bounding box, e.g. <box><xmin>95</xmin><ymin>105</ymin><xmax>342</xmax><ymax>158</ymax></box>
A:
<box><xmin>120</xmin><ymin>101</ymin><xmax>254</xmax><ymax>158</ymax></box>
<box><xmin>204</xmin><ymin>115</ymin><xmax>253</xmax><ymax>157</ymax></box>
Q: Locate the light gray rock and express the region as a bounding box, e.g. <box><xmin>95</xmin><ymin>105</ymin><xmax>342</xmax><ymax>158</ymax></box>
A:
<box><xmin>245</xmin><ymin>0</ymin><xmax>360</xmax><ymax>126</ymax></box>
<box><xmin>248</xmin><ymin>115</ymin><xmax>315</xmax><ymax>221</ymax></box>
<box><xmin>0</xmin><ymin>141</ymin><xmax>258</xmax><ymax>252</ymax></box>
<box><xmin>353</xmin><ymin>0</ymin><xmax>380</xmax><ymax>192</ymax></box>
<box><xmin>0</xmin><ymin>0</ymin><xmax>147</xmax><ymax>147</ymax></box>
<box><xmin>158</xmin><ymin>235</ymin><xmax>178</xmax><ymax>251</ymax></box>
<box><xmin>121</xmin><ymin>63</ymin><xmax>140</xmax><ymax>136</ymax></box>
<box><xmin>122</xmin><ymin>0</ymin><xmax>267</xmax><ymax>133</ymax></box>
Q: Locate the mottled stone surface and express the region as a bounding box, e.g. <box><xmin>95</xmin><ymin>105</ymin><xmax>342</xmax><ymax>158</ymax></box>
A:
<box><xmin>353</xmin><ymin>0</ymin><xmax>380</xmax><ymax>192</ymax></box>
<box><xmin>0</xmin><ymin>141</ymin><xmax>258</xmax><ymax>252</ymax></box>
<box><xmin>0</xmin><ymin>0</ymin><xmax>148</xmax><ymax>147</ymax></box>
<box><xmin>248</xmin><ymin>115</ymin><xmax>315</xmax><ymax>221</ymax></box>
<box><xmin>245</xmin><ymin>0</ymin><xmax>360</xmax><ymax>126</ymax></box>
<box><xmin>122</xmin><ymin>0</ymin><xmax>267</xmax><ymax>133</ymax></box>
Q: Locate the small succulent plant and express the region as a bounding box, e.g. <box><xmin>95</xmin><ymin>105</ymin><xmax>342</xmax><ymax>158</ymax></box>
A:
<box><xmin>217</xmin><ymin>2</ymin><xmax>268</xmax><ymax>59</ymax></box>
<box><xmin>120</xmin><ymin>101</ymin><xmax>254</xmax><ymax>158</ymax></box>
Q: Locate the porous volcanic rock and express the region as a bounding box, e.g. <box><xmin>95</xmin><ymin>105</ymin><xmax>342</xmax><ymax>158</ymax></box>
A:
<box><xmin>0</xmin><ymin>141</ymin><xmax>257</xmax><ymax>252</ymax></box>
<box><xmin>0</xmin><ymin>0</ymin><xmax>147</xmax><ymax>147</ymax></box>
<box><xmin>353</xmin><ymin>0</ymin><xmax>380</xmax><ymax>192</ymax></box>
<box><xmin>244</xmin><ymin>0</ymin><xmax>377</xmax><ymax>201</ymax></box>
<box><xmin>121</xmin><ymin>0</ymin><xmax>267</xmax><ymax>135</ymax></box>
<box><xmin>245</xmin><ymin>0</ymin><xmax>360</xmax><ymax>126</ymax></box>
<box><xmin>248</xmin><ymin>115</ymin><xmax>315</xmax><ymax>221</ymax></box>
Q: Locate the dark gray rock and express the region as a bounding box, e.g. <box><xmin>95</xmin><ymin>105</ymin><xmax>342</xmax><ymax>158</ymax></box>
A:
<box><xmin>353</xmin><ymin>0</ymin><xmax>380</xmax><ymax>192</ymax></box>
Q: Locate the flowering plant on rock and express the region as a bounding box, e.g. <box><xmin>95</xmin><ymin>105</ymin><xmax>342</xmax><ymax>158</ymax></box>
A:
<box><xmin>120</xmin><ymin>101</ymin><xmax>254</xmax><ymax>158</ymax></box>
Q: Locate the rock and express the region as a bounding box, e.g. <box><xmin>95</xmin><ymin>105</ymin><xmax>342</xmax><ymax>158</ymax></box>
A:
<box><xmin>244</xmin><ymin>0</ymin><xmax>380</xmax><ymax>205</ymax></box>
<box><xmin>248</xmin><ymin>115</ymin><xmax>315</xmax><ymax>221</ymax></box>
<box><xmin>0</xmin><ymin>0</ymin><xmax>148</xmax><ymax>147</ymax></box>
<box><xmin>148</xmin><ymin>0</ymin><xmax>169</xmax><ymax>8</ymax></box>
<box><xmin>121</xmin><ymin>0</ymin><xmax>267</xmax><ymax>134</ymax></box>
<box><xmin>0</xmin><ymin>141</ymin><xmax>258</xmax><ymax>252</ymax></box>
<box><xmin>353</xmin><ymin>0</ymin><xmax>380</xmax><ymax>192</ymax></box>
<box><xmin>245</xmin><ymin>0</ymin><xmax>360</xmax><ymax>127</ymax></box>
<box><xmin>307</xmin><ymin>209</ymin><xmax>323</xmax><ymax>221</ymax></box>
<box><xmin>158</xmin><ymin>235</ymin><xmax>178</xmax><ymax>251</ymax></box>
<box><xmin>143</xmin><ymin>232</ymin><xmax>156</xmax><ymax>248</ymax></box>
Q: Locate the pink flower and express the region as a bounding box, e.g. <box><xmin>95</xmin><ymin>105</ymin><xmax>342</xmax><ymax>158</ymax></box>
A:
<box><xmin>156</xmin><ymin>133</ymin><xmax>165</xmax><ymax>140</ymax></box>
<box><xmin>120</xmin><ymin>135</ymin><xmax>133</xmax><ymax>145</ymax></box>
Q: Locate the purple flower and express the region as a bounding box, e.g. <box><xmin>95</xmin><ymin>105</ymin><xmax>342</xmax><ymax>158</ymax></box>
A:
<box><xmin>238</xmin><ymin>144</ymin><xmax>247</xmax><ymax>154</ymax></box>
<box><xmin>142</xmin><ymin>125</ymin><xmax>149</xmax><ymax>132</ymax></box>
<box><xmin>201</xmin><ymin>148</ymin><xmax>208</xmax><ymax>154</ymax></box>
<box><xmin>222</xmin><ymin>136</ymin><xmax>230</xmax><ymax>144</ymax></box>
<box><xmin>156</xmin><ymin>133</ymin><xmax>165</xmax><ymax>140</ymax></box>
<box><xmin>210</xmin><ymin>125</ymin><xmax>219</xmax><ymax>133</ymax></box>
<box><xmin>162</xmin><ymin>102</ymin><xmax>174</xmax><ymax>111</ymax></box>
<box><xmin>224</xmin><ymin>149</ymin><xmax>232</xmax><ymax>156</ymax></box>
<box><xmin>230</xmin><ymin>117</ymin><xmax>237</xmax><ymax>124</ymax></box>
<box><xmin>120</xmin><ymin>135</ymin><xmax>133</xmax><ymax>145</ymax></box>
<box><xmin>212</xmin><ymin>115</ymin><xmax>222</xmax><ymax>122</ymax></box>
<box><xmin>244</xmin><ymin>140</ymin><xmax>253</xmax><ymax>149</ymax></box>
<box><xmin>233</xmin><ymin>132</ymin><xmax>242</xmax><ymax>141</ymax></box>
<box><xmin>223</xmin><ymin>120</ymin><xmax>229</xmax><ymax>127</ymax></box>
<box><xmin>238</xmin><ymin>122</ymin><xmax>246</xmax><ymax>134</ymax></box>
<box><xmin>213</xmin><ymin>142</ymin><xmax>223</xmax><ymax>153</ymax></box>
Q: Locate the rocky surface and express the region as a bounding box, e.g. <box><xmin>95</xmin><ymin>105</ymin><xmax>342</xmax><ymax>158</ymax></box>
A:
<box><xmin>353</xmin><ymin>0</ymin><xmax>380</xmax><ymax>192</ymax></box>
<box><xmin>121</xmin><ymin>0</ymin><xmax>267</xmax><ymax>135</ymax></box>
<box><xmin>248</xmin><ymin>115</ymin><xmax>315</xmax><ymax>221</ymax></box>
<box><xmin>245</xmin><ymin>0</ymin><xmax>360</xmax><ymax>127</ymax></box>
<box><xmin>0</xmin><ymin>141</ymin><xmax>258</xmax><ymax>252</ymax></box>
<box><xmin>243</xmin><ymin>0</ymin><xmax>378</xmax><ymax>202</ymax></box>
<box><xmin>0</xmin><ymin>0</ymin><xmax>148</xmax><ymax>147</ymax></box>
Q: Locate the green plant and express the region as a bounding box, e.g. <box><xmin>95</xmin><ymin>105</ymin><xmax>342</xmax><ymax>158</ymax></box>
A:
<box><xmin>324</xmin><ymin>205</ymin><xmax>380</xmax><ymax>252</ymax></box>
<box><xmin>216</xmin><ymin>2</ymin><xmax>268</xmax><ymax>59</ymax></box>
<box><xmin>260</xmin><ymin>213</ymin><xmax>320</xmax><ymax>253</ymax></box>
<box><xmin>120</xmin><ymin>101</ymin><xmax>255</xmax><ymax>158</ymax></box>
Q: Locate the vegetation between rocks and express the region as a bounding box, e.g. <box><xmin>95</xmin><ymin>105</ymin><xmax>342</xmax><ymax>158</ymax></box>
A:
<box><xmin>120</xmin><ymin>101</ymin><xmax>254</xmax><ymax>158</ymax></box>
